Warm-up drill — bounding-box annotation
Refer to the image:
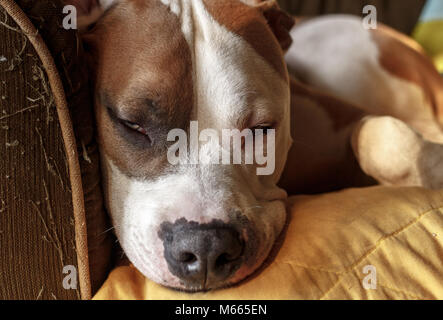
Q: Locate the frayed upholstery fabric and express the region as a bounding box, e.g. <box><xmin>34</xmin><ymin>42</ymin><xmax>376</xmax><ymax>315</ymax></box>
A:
<box><xmin>0</xmin><ymin>0</ymin><xmax>112</xmax><ymax>299</ymax></box>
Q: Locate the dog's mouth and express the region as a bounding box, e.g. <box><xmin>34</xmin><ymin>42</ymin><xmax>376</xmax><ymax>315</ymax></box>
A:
<box><xmin>117</xmin><ymin>213</ymin><xmax>283</xmax><ymax>292</ymax></box>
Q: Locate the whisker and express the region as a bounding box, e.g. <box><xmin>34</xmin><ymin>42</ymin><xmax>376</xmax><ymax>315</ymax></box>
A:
<box><xmin>243</xmin><ymin>205</ymin><xmax>264</xmax><ymax>213</ymax></box>
<box><xmin>99</xmin><ymin>226</ymin><xmax>116</xmax><ymax>235</ymax></box>
<box><xmin>96</xmin><ymin>223</ymin><xmax>121</xmax><ymax>238</ymax></box>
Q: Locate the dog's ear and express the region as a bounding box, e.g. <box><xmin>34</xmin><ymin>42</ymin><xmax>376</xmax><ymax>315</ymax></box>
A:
<box><xmin>64</xmin><ymin>0</ymin><xmax>118</xmax><ymax>30</ymax></box>
<box><xmin>241</xmin><ymin>0</ymin><xmax>295</xmax><ymax>52</ymax></box>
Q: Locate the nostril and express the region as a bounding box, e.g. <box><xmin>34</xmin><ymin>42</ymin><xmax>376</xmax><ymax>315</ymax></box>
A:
<box><xmin>214</xmin><ymin>239</ymin><xmax>244</xmax><ymax>270</ymax></box>
<box><xmin>180</xmin><ymin>252</ymin><xmax>198</xmax><ymax>264</ymax></box>
<box><xmin>215</xmin><ymin>253</ymin><xmax>231</xmax><ymax>268</ymax></box>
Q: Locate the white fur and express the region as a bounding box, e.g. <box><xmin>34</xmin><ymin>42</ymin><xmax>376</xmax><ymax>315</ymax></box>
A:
<box><xmin>286</xmin><ymin>15</ymin><xmax>443</xmax><ymax>143</ymax></box>
<box><xmin>99</xmin><ymin>0</ymin><xmax>117</xmax><ymax>9</ymax></box>
<box><xmin>160</xmin><ymin>0</ymin><xmax>182</xmax><ymax>16</ymax></box>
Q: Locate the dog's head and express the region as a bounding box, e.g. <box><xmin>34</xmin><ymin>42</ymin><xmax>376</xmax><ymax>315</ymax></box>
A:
<box><xmin>69</xmin><ymin>0</ymin><xmax>294</xmax><ymax>291</ymax></box>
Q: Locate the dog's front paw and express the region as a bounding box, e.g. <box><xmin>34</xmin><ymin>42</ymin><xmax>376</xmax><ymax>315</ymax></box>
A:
<box><xmin>351</xmin><ymin>116</ymin><xmax>443</xmax><ymax>189</ymax></box>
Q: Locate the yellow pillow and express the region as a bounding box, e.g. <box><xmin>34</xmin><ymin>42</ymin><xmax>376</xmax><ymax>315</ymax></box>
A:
<box><xmin>413</xmin><ymin>20</ymin><xmax>443</xmax><ymax>73</ymax></box>
<box><xmin>94</xmin><ymin>186</ymin><xmax>443</xmax><ymax>300</ymax></box>
<box><xmin>413</xmin><ymin>0</ymin><xmax>443</xmax><ymax>73</ymax></box>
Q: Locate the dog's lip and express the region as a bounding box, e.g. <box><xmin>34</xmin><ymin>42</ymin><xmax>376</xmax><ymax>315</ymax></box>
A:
<box><xmin>167</xmin><ymin>260</ymin><xmax>266</xmax><ymax>292</ymax></box>
<box><xmin>167</xmin><ymin>276</ymin><xmax>245</xmax><ymax>293</ymax></box>
<box><xmin>256</xmin><ymin>195</ymin><xmax>288</xmax><ymax>205</ymax></box>
<box><xmin>256</xmin><ymin>188</ymin><xmax>288</xmax><ymax>203</ymax></box>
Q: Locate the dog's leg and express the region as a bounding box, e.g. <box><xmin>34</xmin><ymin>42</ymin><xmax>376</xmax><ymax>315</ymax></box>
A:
<box><xmin>351</xmin><ymin>116</ymin><xmax>443</xmax><ymax>189</ymax></box>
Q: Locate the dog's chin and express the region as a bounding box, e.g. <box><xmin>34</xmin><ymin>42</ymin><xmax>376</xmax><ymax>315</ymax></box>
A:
<box><xmin>126</xmin><ymin>240</ymin><xmax>276</xmax><ymax>292</ymax></box>
<box><xmin>135</xmin><ymin>263</ymin><xmax>268</xmax><ymax>293</ymax></box>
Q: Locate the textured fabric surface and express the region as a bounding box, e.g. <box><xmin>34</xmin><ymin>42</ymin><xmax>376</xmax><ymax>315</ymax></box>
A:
<box><xmin>94</xmin><ymin>186</ymin><xmax>443</xmax><ymax>300</ymax></box>
<box><xmin>0</xmin><ymin>0</ymin><xmax>81</xmax><ymax>299</ymax></box>
<box><xmin>277</xmin><ymin>0</ymin><xmax>425</xmax><ymax>35</ymax></box>
<box><xmin>0</xmin><ymin>0</ymin><xmax>112</xmax><ymax>299</ymax></box>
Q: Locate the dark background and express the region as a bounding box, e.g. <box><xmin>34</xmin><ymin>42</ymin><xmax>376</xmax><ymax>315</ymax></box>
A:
<box><xmin>277</xmin><ymin>0</ymin><xmax>426</xmax><ymax>34</ymax></box>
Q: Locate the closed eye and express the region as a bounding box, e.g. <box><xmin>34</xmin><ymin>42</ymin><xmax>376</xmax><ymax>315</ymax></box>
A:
<box><xmin>121</xmin><ymin>119</ymin><xmax>149</xmax><ymax>136</ymax></box>
<box><xmin>251</xmin><ymin>123</ymin><xmax>275</xmax><ymax>135</ymax></box>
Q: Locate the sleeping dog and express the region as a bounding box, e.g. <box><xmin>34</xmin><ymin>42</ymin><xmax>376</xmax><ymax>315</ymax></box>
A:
<box><xmin>68</xmin><ymin>0</ymin><xmax>443</xmax><ymax>291</ymax></box>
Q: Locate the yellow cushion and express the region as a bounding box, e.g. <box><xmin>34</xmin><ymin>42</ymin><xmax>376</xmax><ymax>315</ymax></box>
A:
<box><xmin>94</xmin><ymin>186</ymin><xmax>443</xmax><ymax>300</ymax></box>
<box><xmin>413</xmin><ymin>20</ymin><xmax>443</xmax><ymax>73</ymax></box>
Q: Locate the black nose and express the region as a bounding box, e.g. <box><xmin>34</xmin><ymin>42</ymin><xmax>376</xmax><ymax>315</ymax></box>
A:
<box><xmin>159</xmin><ymin>221</ymin><xmax>244</xmax><ymax>288</ymax></box>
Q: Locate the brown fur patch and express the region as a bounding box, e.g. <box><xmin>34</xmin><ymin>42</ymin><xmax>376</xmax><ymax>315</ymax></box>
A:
<box><xmin>89</xmin><ymin>0</ymin><xmax>194</xmax><ymax>177</ymax></box>
<box><xmin>290</xmin><ymin>79</ymin><xmax>365</xmax><ymax>131</ymax></box>
<box><xmin>280</xmin><ymin>78</ymin><xmax>375</xmax><ymax>195</ymax></box>
<box><xmin>203</xmin><ymin>0</ymin><xmax>289</xmax><ymax>81</ymax></box>
<box><xmin>371</xmin><ymin>28</ymin><xmax>443</xmax><ymax>126</ymax></box>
